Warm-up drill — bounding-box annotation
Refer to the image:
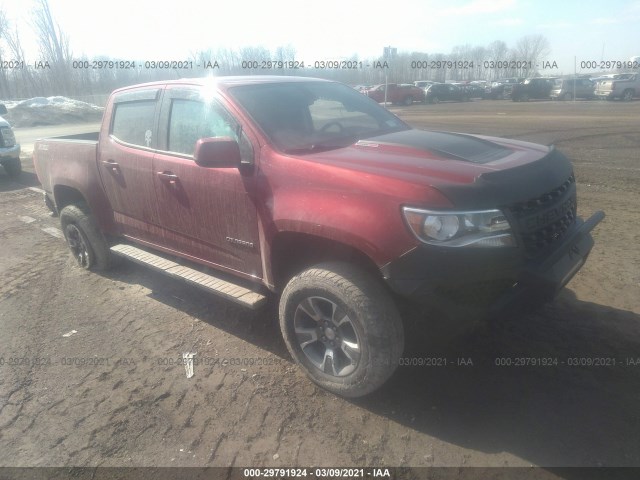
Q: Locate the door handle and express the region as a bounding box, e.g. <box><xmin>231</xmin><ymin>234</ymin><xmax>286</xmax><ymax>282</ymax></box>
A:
<box><xmin>157</xmin><ymin>171</ymin><xmax>179</xmax><ymax>187</ymax></box>
<box><xmin>101</xmin><ymin>160</ymin><xmax>119</xmax><ymax>172</ymax></box>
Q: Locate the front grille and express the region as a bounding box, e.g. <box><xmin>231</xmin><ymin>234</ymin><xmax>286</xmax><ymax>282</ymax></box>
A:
<box><xmin>0</xmin><ymin>127</ymin><xmax>16</xmax><ymax>148</ymax></box>
<box><xmin>506</xmin><ymin>175</ymin><xmax>577</xmax><ymax>258</ymax></box>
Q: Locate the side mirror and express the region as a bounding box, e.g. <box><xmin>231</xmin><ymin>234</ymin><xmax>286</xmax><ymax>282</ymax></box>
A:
<box><xmin>0</xmin><ymin>104</ymin><xmax>7</xmax><ymax>115</ymax></box>
<box><xmin>194</xmin><ymin>137</ymin><xmax>241</xmax><ymax>168</ymax></box>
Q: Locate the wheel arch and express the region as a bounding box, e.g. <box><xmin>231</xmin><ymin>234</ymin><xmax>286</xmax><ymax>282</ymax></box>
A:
<box><xmin>51</xmin><ymin>181</ymin><xmax>116</xmax><ymax>235</ymax></box>
<box><xmin>270</xmin><ymin>231</ymin><xmax>383</xmax><ymax>292</ymax></box>
<box><xmin>54</xmin><ymin>184</ymin><xmax>88</xmax><ymax>210</ymax></box>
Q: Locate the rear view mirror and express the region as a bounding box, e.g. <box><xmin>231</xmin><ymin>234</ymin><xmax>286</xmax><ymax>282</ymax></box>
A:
<box><xmin>194</xmin><ymin>137</ymin><xmax>241</xmax><ymax>168</ymax></box>
<box><xmin>0</xmin><ymin>104</ymin><xmax>7</xmax><ymax>115</ymax></box>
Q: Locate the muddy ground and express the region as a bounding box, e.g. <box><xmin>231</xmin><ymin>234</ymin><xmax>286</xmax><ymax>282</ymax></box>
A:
<box><xmin>0</xmin><ymin>99</ymin><xmax>638</xmax><ymax>473</ymax></box>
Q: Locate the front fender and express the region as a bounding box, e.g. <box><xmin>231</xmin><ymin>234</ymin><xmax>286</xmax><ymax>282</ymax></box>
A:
<box><xmin>269</xmin><ymin>187</ymin><xmax>417</xmax><ymax>267</ymax></box>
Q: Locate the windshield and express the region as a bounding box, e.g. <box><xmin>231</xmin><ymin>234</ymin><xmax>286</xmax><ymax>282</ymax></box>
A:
<box><xmin>228</xmin><ymin>81</ymin><xmax>410</xmax><ymax>154</ymax></box>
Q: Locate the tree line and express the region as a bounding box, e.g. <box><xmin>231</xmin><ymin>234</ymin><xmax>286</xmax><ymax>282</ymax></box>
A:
<box><xmin>0</xmin><ymin>1</ymin><xmax>554</xmax><ymax>104</ymax></box>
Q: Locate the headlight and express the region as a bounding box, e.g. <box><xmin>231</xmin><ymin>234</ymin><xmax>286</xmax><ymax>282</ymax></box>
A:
<box><xmin>403</xmin><ymin>207</ymin><xmax>515</xmax><ymax>247</ymax></box>
<box><xmin>0</xmin><ymin>127</ymin><xmax>16</xmax><ymax>147</ymax></box>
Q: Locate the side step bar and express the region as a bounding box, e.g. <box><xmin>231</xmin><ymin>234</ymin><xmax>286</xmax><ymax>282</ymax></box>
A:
<box><xmin>110</xmin><ymin>244</ymin><xmax>267</xmax><ymax>309</ymax></box>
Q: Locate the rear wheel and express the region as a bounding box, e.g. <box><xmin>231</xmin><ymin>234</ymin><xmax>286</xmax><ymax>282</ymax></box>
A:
<box><xmin>3</xmin><ymin>158</ymin><xmax>21</xmax><ymax>178</ymax></box>
<box><xmin>60</xmin><ymin>204</ymin><xmax>114</xmax><ymax>271</ymax></box>
<box><xmin>622</xmin><ymin>89</ymin><xmax>634</xmax><ymax>101</ymax></box>
<box><xmin>279</xmin><ymin>262</ymin><xmax>404</xmax><ymax>397</ymax></box>
<box><xmin>403</xmin><ymin>95</ymin><xmax>413</xmax><ymax>106</ymax></box>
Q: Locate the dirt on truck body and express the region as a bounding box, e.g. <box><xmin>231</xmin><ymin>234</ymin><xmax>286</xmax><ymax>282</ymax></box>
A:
<box><xmin>33</xmin><ymin>76</ymin><xmax>603</xmax><ymax>397</ymax></box>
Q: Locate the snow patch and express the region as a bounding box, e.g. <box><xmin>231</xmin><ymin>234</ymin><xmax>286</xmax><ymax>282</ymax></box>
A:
<box><xmin>1</xmin><ymin>96</ymin><xmax>104</xmax><ymax>127</ymax></box>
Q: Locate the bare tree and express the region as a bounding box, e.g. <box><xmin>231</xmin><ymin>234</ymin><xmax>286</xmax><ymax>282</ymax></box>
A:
<box><xmin>5</xmin><ymin>26</ymin><xmax>39</xmax><ymax>98</ymax></box>
<box><xmin>487</xmin><ymin>40</ymin><xmax>509</xmax><ymax>80</ymax></box>
<box><xmin>0</xmin><ymin>9</ymin><xmax>9</xmax><ymax>98</ymax></box>
<box><xmin>514</xmin><ymin>35</ymin><xmax>551</xmax><ymax>77</ymax></box>
<box><xmin>32</xmin><ymin>0</ymin><xmax>73</xmax><ymax>95</ymax></box>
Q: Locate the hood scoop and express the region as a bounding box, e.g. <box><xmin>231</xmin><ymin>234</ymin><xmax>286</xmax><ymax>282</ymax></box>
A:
<box><xmin>359</xmin><ymin>129</ymin><xmax>512</xmax><ymax>164</ymax></box>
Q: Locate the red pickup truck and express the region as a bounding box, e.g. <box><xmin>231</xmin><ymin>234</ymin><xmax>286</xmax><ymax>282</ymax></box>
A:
<box><xmin>34</xmin><ymin>76</ymin><xmax>603</xmax><ymax>397</ymax></box>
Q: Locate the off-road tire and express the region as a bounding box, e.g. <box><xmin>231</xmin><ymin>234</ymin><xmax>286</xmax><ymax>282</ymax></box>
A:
<box><xmin>59</xmin><ymin>204</ymin><xmax>114</xmax><ymax>271</ymax></box>
<box><xmin>3</xmin><ymin>158</ymin><xmax>21</xmax><ymax>178</ymax></box>
<box><xmin>279</xmin><ymin>262</ymin><xmax>404</xmax><ymax>398</ymax></box>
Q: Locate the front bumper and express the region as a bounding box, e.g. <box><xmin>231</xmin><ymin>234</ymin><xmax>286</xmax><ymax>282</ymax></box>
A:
<box><xmin>0</xmin><ymin>144</ymin><xmax>20</xmax><ymax>161</ymax></box>
<box><xmin>381</xmin><ymin>211</ymin><xmax>604</xmax><ymax>315</ymax></box>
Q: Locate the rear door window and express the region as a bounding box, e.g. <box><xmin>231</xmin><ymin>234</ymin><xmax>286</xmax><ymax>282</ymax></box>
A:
<box><xmin>111</xmin><ymin>101</ymin><xmax>156</xmax><ymax>148</ymax></box>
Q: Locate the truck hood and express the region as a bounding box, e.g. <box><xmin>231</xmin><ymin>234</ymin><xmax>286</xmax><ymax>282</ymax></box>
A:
<box><xmin>303</xmin><ymin>129</ymin><xmax>573</xmax><ymax>209</ymax></box>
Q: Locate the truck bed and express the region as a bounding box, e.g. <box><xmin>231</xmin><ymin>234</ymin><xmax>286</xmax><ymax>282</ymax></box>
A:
<box><xmin>33</xmin><ymin>133</ymin><xmax>99</xmax><ymax>197</ymax></box>
<box><xmin>39</xmin><ymin>131</ymin><xmax>99</xmax><ymax>142</ymax></box>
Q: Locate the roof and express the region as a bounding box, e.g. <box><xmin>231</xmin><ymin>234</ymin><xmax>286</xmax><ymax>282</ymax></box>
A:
<box><xmin>112</xmin><ymin>75</ymin><xmax>333</xmax><ymax>94</ymax></box>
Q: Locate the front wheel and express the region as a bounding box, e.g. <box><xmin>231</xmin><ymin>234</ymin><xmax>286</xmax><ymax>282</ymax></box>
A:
<box><xmin>279</xmin><ymin>262</ymin><xmax>404</xmax><ymax>397</ymax></box>
<box><xmin>3</xmin><ymin>158</ymin><xmax>21</xmax><ymax>178</ymax></box>
<box><xmin>403</xmin><ymin>96</ymin><xmax>413</xmax><ymax>106</ymax></box>
<box><xmin>622</xmin><ymin>89</ymin><xmax>634</xmax><ymax>101</ymax></box>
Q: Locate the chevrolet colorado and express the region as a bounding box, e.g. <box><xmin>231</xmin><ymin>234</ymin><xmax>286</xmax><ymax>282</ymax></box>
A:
<box><xmin>34</xmin><ymin>76</ymin><xmax>603</xmax><ymax>397</ymax></box>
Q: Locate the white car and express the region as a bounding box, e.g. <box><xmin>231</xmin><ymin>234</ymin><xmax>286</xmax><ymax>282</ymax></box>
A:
<box><xmin>0</xmin><ymin>104</ymin><xmax>21</xmax><ymax>177</ymax></box>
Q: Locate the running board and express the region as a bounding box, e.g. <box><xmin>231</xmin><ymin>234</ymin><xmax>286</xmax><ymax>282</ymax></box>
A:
<box><xmin>110</xmin><ymin>244</ymin><xmax>267</xmax><ymax>309</ymax></box>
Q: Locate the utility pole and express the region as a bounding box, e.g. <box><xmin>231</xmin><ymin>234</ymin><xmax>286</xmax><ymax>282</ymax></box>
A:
<box><xmin>383</xmin><ymin>46</ymin><xmax>397</xmax><ymax>106</ymax></box>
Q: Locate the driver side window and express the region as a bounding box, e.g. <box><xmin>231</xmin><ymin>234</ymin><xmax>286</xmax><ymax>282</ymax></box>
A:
<box><xmin>167</xmin><ymin>98</ymin><xmax>254</xmax><ymax>163</ymax></box>
<box><xmin>168</xmin><ymin>99</ymin><xmax>238</xmax><ymax>156</ymax></box>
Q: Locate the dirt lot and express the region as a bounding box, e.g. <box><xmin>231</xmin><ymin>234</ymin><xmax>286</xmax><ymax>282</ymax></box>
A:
<box><xmin>0</xmin><ymin>99</ymin><xmax>638</xmax><ymax>472</ymax></box>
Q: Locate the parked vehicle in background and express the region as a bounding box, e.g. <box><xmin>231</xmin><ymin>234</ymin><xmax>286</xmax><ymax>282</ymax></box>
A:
<box><xmin>365</xmin><ymin>83</ymin><xmax>425</xmax><ymax>105</ymax></box>
<box><xmin>485</xmin><ymin>78</ymin><xmax>525</xmax><ymax>99</ymax></box>
<box><xmin>550</xmin><ymin>78</ymin><xmax>595</xmax><ymax>100</ymax></box>
<box><xmin>594</xmin><ymin>73</ymin><xmax>640</xmax><ymax>101</ymax></box>
<box><xmin>510</xmin><ymin>77</ymin><xmax>558</xmax><ymax>102</ymax></box>
<box><xmin>414</xmin><ymin>80</ymin><xmax>437</xmax><ymax>89</ymax></box>
<box><xmin>590</xmin><ymin>73</ymin><xmax>635</xmax><ymax>83</ymax></box>
<box><xmin>33</xmin><ymin>76</ymin><xmax>604</xmax><ymax>397</ymax></box>
<box><xmin>425</xmin><ymin>83</ymin><xmax>470</xmax><ymax>103</ymax></box>
<box><xmin>0</xmin><ymin>104</ymin><xmax>21</xmax><ymax>178</ymax></box>
<box><xmin>352</xmin><ymin>85</ymin><xmax>372</xmax><ymax>93</ymax></box>
<box><xmin>460</xmin><ymin>83</ymin><xmax>486</xmax><ymax>99</ymax></box>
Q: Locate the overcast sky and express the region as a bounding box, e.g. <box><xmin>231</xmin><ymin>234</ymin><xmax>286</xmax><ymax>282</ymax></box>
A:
<box><xmin>1</xmin><ymin>0</ymin><xmax>639</xmax><ymax>74</ymax></box>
